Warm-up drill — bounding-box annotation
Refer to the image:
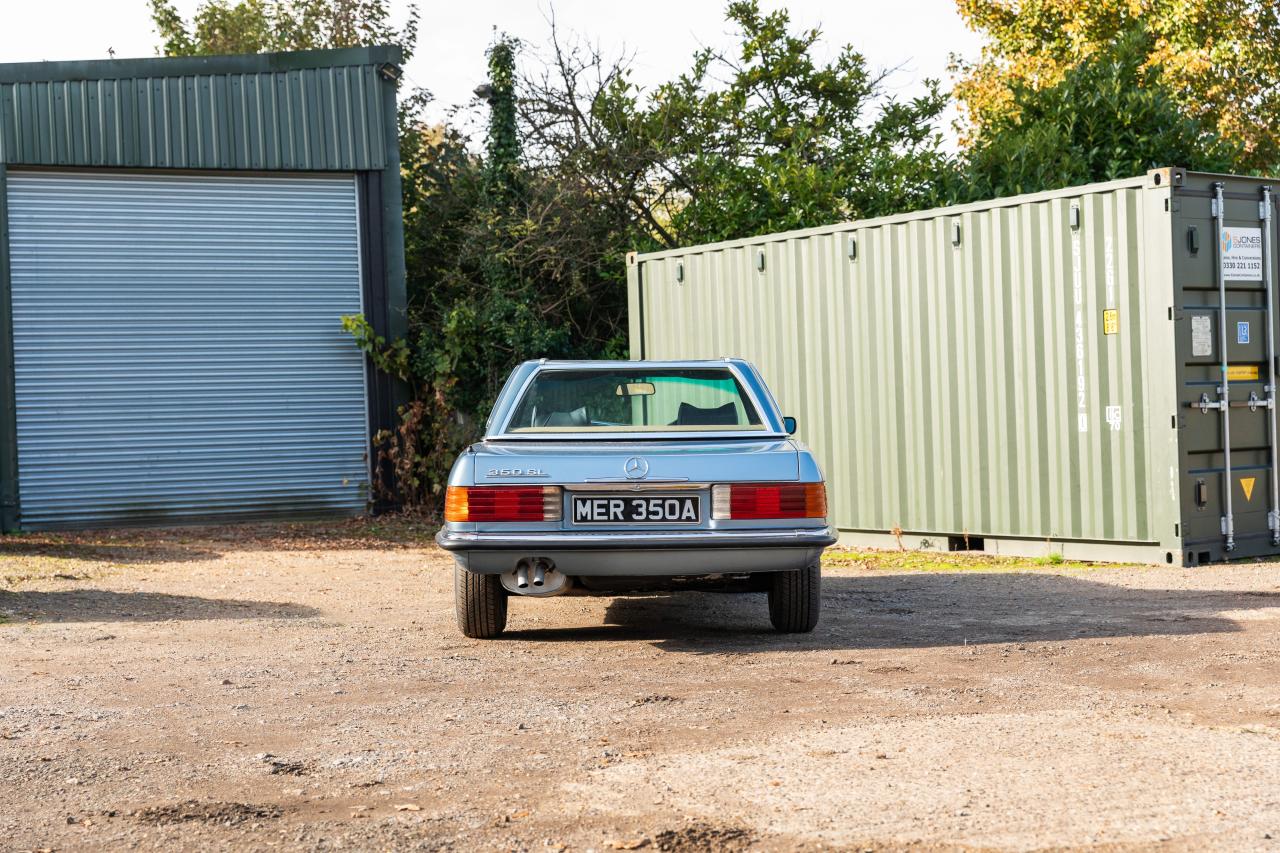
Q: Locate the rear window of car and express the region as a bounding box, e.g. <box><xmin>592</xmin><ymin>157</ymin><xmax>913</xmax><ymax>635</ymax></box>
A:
<box><xmin>503</xmin><ymin>368</ymin><xmax>765</xmax><ymax>433</ymax></box>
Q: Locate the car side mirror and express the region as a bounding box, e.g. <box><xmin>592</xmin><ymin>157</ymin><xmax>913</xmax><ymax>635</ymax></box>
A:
<box><xmin>783</xmin><ymin>416</ymin><xmax>797</xmax><ymax>435</ymax></box>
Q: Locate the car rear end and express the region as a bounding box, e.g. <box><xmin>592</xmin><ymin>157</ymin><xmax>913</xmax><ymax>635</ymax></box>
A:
<box><xmin>437</xmin><ymin>438</ymin><xmax>833</xmax><ymax>580</ymax></box>
<box><xmin>436</xmin><ymin>359</ymin><xmax>835</xmax><ymax>637</ymax></box>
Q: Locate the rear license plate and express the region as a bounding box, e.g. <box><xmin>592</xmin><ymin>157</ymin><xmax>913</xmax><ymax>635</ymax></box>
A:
<box><xmin>571</xmin><ymin>495</ymin><xmax>700</xmax><ymax>524</ymax></box>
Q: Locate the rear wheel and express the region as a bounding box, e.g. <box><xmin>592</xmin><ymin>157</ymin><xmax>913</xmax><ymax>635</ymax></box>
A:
<box><xmin>454</xmin><ymin>565</ymin><xmax>508</xmax><ymax>639</ymax></box>
<box><xmin>767</xmin><ymin>559</ymin><xmax>821</xmax><ymax>633</ymax></box>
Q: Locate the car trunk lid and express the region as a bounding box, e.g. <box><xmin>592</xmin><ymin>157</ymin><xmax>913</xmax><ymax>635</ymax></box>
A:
<box><xmin>472</xmin><ymin>439</ymin><xmax>799</xmax><ymax>485</ymax></box>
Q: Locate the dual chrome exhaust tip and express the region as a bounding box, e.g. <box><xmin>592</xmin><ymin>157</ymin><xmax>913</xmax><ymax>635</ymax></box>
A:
<box><xmin>502</xmin><ymin>558</ymin><xmax>570</xmax><ymax>597</ymax></box>
<box><xmin>514</xmin><ymin>559</ymin><xmax>549</xmax><ymax>589</ymax></box>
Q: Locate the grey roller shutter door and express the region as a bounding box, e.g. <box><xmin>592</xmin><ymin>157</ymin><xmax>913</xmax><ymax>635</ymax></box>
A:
<box><xmin>7</xmin><ymin>171</ymin><xmax>370</xmax><ymax>529</ymax></box>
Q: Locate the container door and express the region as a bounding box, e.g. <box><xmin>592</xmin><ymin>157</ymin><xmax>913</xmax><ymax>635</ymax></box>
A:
<box><xmin>1179</xmin><ymin>182</ymin><xmax>1280</xmax><ymax>562</ymax></box>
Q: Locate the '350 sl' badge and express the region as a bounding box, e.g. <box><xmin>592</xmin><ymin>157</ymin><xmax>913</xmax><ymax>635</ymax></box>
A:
<box><xmin>487</xmin><ymin>468</ymin><xmax>547</xmax><ymax>477</ymax></box>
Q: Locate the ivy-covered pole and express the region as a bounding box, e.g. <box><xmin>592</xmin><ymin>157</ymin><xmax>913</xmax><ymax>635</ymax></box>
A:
<box><xmin>481</xmin><ymin>35</ymin><xmax>522</xmax><ymax>207</ymax></box>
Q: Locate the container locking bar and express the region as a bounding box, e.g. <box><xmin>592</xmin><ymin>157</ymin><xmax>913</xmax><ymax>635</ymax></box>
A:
<box><xmin>1213</xmin><ymin>182</ymin><xmax>1236</xmax><ymax>551</ymax></box>
<box><xmin>1262</xmin><ymin>186</ymin><xmax>1280</xmax><ymax>544</ymax></box>
<box><xmin>1191</xmin><ymin>392</ymin><xmax>1276</xmax><ymax>412</ymax></box>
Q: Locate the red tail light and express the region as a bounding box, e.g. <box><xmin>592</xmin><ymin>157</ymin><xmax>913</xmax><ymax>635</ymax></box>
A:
<box><xmin>711</xmin><ymin>482</ymin><xmax>826</xmax><ymax>520</ymax></box>
<box><xmin>444</xmin><ymin>486</ymin><xmax>562</xmax><ymax>522</ymax></box>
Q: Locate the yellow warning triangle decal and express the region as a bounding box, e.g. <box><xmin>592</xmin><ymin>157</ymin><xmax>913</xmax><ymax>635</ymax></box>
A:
<box><xmin>1242</xmin><ymin>477</ymin><xmax>1257</xmax><ymax>501</ymax></box>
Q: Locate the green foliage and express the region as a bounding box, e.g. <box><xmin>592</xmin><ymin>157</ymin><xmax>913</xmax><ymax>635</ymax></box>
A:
<box><xmin>340</xmin><ymin>314</ymin><xmax>409</xmax><ymax>381</ymax></box>
<box><xmin>482</xmin><ymin>38</ymin><xmax>522</xmax><ymax>207</ymax></box>
<box><xmin>643</xmin><ymin>1</ymin><xmax>952</xmax><ymax>244</ymax></box>
<box><xmin>373</xmin><ymin>5</ymin><xmax>956</xmax><ymax>509</ymax></box>
<box><xmin>349</xmin><ymin>33</ymin><xmax>635</xmax><ymax>509</ymax></box>
<box><xmin>148</xmin><ymin>0</ymin><xmax>418</xmax><ymax>58</ymax></box>
<box><xmin>823</xmin><ymin>549</ymin><xmax>1102</xmax><ymax>573</ymax></box>
<box><xmin>156</xmin><ymin>3</ymin><xmax>954</xmax><ymax>511</ymax></box>
<box><xmin>953</xmin><ymin>0</ymin><xmax>1280</xmax><ymax>174</ymax></box>
<box><xmin>154</xmin><ymin>0</ymin><xmax>1255</xmax><ymax>516</ymax></box>
<box><xmin>953</xmin><ymin>29</ymin><xmax>1240</xmax><ymax>201</ymax></box>
<box><xmin>526</xmin><ymin>1</ymin><xmax>953</xmax><ymax>250</ymax></box>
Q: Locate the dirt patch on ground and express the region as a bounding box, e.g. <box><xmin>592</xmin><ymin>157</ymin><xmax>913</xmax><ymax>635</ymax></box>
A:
<box><xmin>134</xmin><ymin>801</ymin><xmax>283</xmax><ymax>827</ymax></box>
<box><xmin>651</xmin><ymin>823</ymin><xmax>755</xmax><ymax>851</ymax></box>
<box><xmin>2</xmin><ymin>519</ymin><xmax>1279</xmax><ymax>851</ymax></box>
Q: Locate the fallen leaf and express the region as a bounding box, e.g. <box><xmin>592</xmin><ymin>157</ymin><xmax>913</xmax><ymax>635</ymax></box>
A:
<box><xmin>394</xmin><ymin>804</ymin><xmax>421</xmax><ymax>812</ymax></box>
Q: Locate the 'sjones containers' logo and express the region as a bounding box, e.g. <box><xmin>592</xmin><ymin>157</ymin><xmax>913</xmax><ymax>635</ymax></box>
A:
<box><xmin>1223</xmin><ymin>229</ymin><xmax>1262</xmax><ymax>254</ymax></box>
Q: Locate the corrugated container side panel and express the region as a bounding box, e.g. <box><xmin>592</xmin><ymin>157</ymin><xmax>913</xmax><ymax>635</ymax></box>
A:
<box><xmin>993</xmin><ymin>209</ymin><xmax>1018</xmax><ymax>533</ymax></box>
<box><xmin>813</xmin><ymin>235</ymin><xmax>841</xmax><ymax>519</ymax></box>
<box><xmin>0</xmin><ymin>65</ymin><xmax>385</xmax><ymax>171</ymax></box>
<box><xmin>637</xmin><ymin>184</ymin><xmax>1156</xmax><ymax>543</ymax></box>
<box><xmin>839</xmin><ymin>233</ymin><xmax>861</xmax><ymax>524</ymax></box>
<box><xmin>864</xmin><ymin>228</ymin><xmax>889</xmax><ymax>526</ymax></box>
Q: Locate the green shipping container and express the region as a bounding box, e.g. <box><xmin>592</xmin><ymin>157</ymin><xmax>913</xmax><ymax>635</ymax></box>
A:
<box><xmin>627</xmin><ymin>168</ymin><xmax>1280</xmax><ymax>566</ymax></box>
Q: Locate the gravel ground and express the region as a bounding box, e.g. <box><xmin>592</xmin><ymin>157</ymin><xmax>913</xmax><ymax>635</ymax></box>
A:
<box><xmin>1</xmin><ymin>518</ymin><xmax>1279</xmax><ymax>852</ymax></box>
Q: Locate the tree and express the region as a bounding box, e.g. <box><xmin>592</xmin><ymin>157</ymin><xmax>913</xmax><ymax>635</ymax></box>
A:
<box><xmin>149</xmin><ymin>0</ymin><xmax>418</xmax><ymax>59</ymax></box>
<box><xmin>520</xmin><ymin>1</ymin><xmax>954</xmax><ymax>248</ymax></box>
<box><xmin>148</xmin><ymin>2</ymin><xmax>962</xmax><ymax>509</ymax></box>
<box><xmin>359</xmin><ymin>4</ymin><xmax>962</xmax><ymax>508</ymax></box>
<box><xmin>953</xmin><ymin>0</ymin><xmax>1280</xmax><ymax>172</ymax></box>
<box><xmin>954</xmin><ymin>29</ymin><xmax>1240</xmax><ymax>201</ymax></box>
<box><xmin>359</xmin><ymin>35</ymin><xmax>638</xmax><ymax>508</ymax></box>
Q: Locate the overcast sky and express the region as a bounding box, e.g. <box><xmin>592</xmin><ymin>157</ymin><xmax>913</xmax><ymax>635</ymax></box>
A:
<box><xmin>0</xmin><ymin>0</ymin><xmax>983</xmax><ymax>140</ymax></box>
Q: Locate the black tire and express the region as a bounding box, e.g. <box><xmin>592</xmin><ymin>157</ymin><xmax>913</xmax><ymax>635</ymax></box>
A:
<box><xmin>454</xmin><ymin>565</ymin><xmax>508</xmax><ymax>639</ymax></box>
<box><xmin>768</xmin><ymin>559</ymin><xmax>821</xmax><ymax>633</ymax></box>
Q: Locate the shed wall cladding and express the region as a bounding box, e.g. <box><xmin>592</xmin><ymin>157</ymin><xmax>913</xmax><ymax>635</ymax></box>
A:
<box><xmin>630</xmin><ymin>172</ymin><xmax>1183</xmax><ymax>558</ymax></box>
<box><xmin>0</xmin><ymin>48</ymin><xmax>406</xmax><ymax>531</ymax></box>
<box><xmin>7</xmin><ymin>172</ymin><xmax>369</xmax><ymax>528</ymax></box>
<box><xmin>0</xmin><ymin>64</ymin><xmax>388</xmax><ymax>172</ymax></box>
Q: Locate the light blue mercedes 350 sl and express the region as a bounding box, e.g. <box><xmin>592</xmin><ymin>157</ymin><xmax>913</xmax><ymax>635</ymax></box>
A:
<box><xmin>436</xmin><ymin>359</ymin><xmax>836</xmax><ymax>638</ymax></box>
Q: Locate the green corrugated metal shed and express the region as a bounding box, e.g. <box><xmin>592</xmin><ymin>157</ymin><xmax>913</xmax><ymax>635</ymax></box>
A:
<box><xmin>0</xmin><ymin>47</ymin><xmax>408</xmax><ymax>531</ymax></box>
<box><xmin>0</xmin><ymin>48</ymin><xmax>395</xmax><ymax>172</ymax></box>
<box><xmin>630</xmin><ymin>168</ymin><xmax>1280</xmax><ymax>565</ymax></box>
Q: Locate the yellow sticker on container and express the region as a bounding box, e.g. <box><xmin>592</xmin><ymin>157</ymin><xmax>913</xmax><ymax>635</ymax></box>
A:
<box><xmin>1103</xmin><ymin>309</ymin><xmax>1119</xmax><ymax>335</ymax></box>
<box><xmin>1227</xmin><ymin>364</ymin><xmax>1260</xmax><ymax>381</ymax></box>
<box><xmin>1242</xmin><ymin>477</ymin><xmax>1257</xmax><ymax>501</ymax></box>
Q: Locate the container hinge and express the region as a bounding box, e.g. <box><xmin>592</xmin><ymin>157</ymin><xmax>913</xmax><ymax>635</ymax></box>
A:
<box><xmin>1212</xmin><ymin>199</ymin><xmax>1221</xmax><ymax>218</ymax></box>
<box><xmin>1262</xmin><ymin>200</ymin><xmax>1270</xmax><ymax>221</ymax></box>
<box><xmin>1269</xmin><ymin>509</ymin><xmax>1280</xmax><ymax>532</ymax></box>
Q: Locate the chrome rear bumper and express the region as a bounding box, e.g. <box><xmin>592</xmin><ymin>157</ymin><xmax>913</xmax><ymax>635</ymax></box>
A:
<box><xmin>435</xmin><ymin>526</ymin><xmax>836</xmax><ymax>576</ymax></box>
<box><xmin>436</xmin><ymin>527</ymin><xmax>837</xmax><ymax>551</ymax></box>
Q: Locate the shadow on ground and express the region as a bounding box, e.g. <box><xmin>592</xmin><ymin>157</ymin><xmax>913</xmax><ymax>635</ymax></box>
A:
<box><xmin>0</xmin><ymin>589</ymin><xmax>320</xmax><ymax>623</ymax></box>
<box><xmin>501</xmin><ymin>573</ymin><xmax>1280</xmax><ymax>651</ymax></box>
<box><xmin>0</xmin><ymin>540</ymin><xmax>223</xmax><ymax>564</ymax></box>
<box><xmin>0</xmin><ymin>516</ymin><xmax>436</xmax><ymax>564</ymax></box>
